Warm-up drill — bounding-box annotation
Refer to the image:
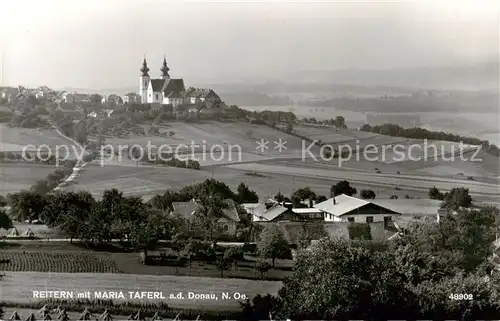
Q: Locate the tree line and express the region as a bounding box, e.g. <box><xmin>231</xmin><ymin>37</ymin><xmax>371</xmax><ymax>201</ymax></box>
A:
<box><xmin>361</xmin><ymin>123</ymin><xmax>500</xmax><ymax>157</ymax></box>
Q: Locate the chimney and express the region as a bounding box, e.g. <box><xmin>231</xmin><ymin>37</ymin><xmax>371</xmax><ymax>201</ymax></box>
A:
<box><xmin>308</xmin><ymin>198</ymin><xmax>313</xmax><ymax>208</ymax></box>
<box><xmin>333</xmin><ymin>197</ymin><xmax>336</xmax><ymax>205</ymax></box>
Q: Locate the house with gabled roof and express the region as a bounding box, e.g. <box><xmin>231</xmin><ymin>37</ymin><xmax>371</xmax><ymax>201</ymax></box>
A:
<box><xmin>244</xmin><ymin>200</ymin><xmax>326</xmax><ymax>223</ymax></box>
<box><xmin>171</xmin><ymin>198</ymin><xmax>240</xmax><ymax>236</ymax></box>
<box><xmin>314</xmin><ymin>194</ymin><xmax>402</xmax><ymax>224</ymax></box>
<box><xmin>185</xmin><ymin>87</ymin><xmax>222</xmax><ymax>108</ymax></box>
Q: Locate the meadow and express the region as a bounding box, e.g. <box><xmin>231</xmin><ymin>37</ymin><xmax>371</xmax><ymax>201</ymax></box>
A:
<box><xmin>0</xmin><ymin>163</ymin><xmax>55</xmax><ymax>195</ymax></box>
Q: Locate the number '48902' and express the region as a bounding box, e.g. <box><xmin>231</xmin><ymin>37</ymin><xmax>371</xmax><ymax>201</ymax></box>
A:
<box><xmin>449</xmin><ymin>293</ymin><xmax>473</xmax><ymax>300</ymax></box>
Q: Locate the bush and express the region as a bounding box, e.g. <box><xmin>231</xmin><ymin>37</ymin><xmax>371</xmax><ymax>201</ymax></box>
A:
<box><xmin>347</xmin><ymin>223</ymin><xmax>371</xmax><ymax>240</ymax></box>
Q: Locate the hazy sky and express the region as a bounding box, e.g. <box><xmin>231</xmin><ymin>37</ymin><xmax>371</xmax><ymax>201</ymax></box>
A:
<box><xmin>0</xmin><ymin>0</ymin><xmax>498</xmax><ymax>89</ymax></box>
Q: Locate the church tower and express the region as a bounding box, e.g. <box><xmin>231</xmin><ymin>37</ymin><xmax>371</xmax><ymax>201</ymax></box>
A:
<box><xmin>161</xmin><ymin>56</ymin><xmax>170</xmax><ymax>80</ymax></box>
<box><xmin>139</xmin><ymin>58</ymin><xmax>150</xmax><ymax>103</ymax></box>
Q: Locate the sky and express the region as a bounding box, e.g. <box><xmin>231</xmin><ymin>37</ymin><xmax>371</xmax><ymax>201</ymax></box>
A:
<box><xmin>0</xmin><ymin>0</ymin><xmax>498</xmax><ymax>89</ymax></box>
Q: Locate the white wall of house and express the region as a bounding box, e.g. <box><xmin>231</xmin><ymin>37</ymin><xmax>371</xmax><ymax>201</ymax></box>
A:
<box><xmin>341</xmin><ymin>213</ymin><xmax>398</xmax><ymax>223</ymax></box>
<box><xmin>217</xmin><ymin>217</ymin><xmax>236</xmax><ymax>236</ymax></box>
<box><xmin>162</xmin><ymin>96</ymin><xmax>170</xmax><ymax>105</ymax></box>
<box><xmin>324</xmin><ymin>213</ymin><xmax>342</xmax><ymax>222</ymax></box>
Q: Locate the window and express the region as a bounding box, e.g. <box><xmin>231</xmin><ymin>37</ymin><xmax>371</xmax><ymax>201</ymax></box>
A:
<box><xmin>223</xmin><ymin>224</ymin><xmax>229</xmax><ymax>232</ymax></box>
<box><xmin>366</xmin><ymin>216</ymin><xmax>374</xmax><ymax>223</ymax></box>
<box><xmin>156</xmin><ymin>94</ymin><xmax>159</xmax><ymax>100</ymax></box>
<box><xmin>347</xmin><ymin>217</ymin><xmax>355</xmax><ymax>222</ymax></box>
<box><xmin>384</xmin><ymin>216</ymin><xmax>392</xmax><ymax>227</ymax></box>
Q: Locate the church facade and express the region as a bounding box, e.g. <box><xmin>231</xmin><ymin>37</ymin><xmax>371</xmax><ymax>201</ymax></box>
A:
<box><xmin>138</xmin><ymin>57</ymin><xmax>222</xmax><ymax>109</ymax></box>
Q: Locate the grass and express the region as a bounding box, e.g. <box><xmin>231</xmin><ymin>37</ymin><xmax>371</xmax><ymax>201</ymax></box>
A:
<box><xmin>0</xmin><ymin>163</ymin><xmax>55</xmax><ymax>195</ymax></box>
<box><xmin>1</xmin><ymin>271</ymin><xmax>282</xmax><ymax>310</ymax></box>
<box><xmin>0</xmin><ymin>245</ymin><xmax>292</xmax><ymax>280</ymax></box>
<box><xmin>1</xmin><ymin>300</ymin><xmax>242</xmax><ymax>319</ymax></box>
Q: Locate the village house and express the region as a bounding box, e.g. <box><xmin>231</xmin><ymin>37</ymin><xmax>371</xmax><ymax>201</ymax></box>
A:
<box><xmin>122</xmin><ymin>92</ymin><xmax>141</xmax><ymax>104</ymax></box>
<box><xmin>314</xmin><ymin>194</ymin><xmax>403</xmax><ymax>224</ymax></box>
<box><xmin>171</xmin><ymin>199</ymin><xmax>240</xmax><ymax>236</ymax></box>
<box><xmin>61</xmin><ymin>92</ymin><xmax>89</xmax><ymax>104</ymax></box>
<box><xmin>244</xmin><ymin>200</ymin><xmax>326</xmax><ymax>223</ymax></box>
<box><xmin>101</xmin><ymin>94</ymin><xmax>123</xmax><ymax>105</ymax></box>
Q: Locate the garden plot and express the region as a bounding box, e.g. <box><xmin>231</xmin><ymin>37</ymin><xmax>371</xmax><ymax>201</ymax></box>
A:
<box><xmin>0</xmin><ymin>252</ymin><xmax>120</xmax><ymax>273</ymax></box>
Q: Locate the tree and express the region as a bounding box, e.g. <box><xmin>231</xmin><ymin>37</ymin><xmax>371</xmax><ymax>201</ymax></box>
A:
<box><xmin>0</xmin><ymin>195</ymin><xmax>8</xmax><ymax>207</ymax></box>
<box><xmin>8</xmin><ymin>190</ymin><xmax>47</xmax><ymax>223</ymax></box>
<box><xmin>0</xmin><ymin>209</ymin><xmax>13</xmax><ymax>230</ymax></box>
<box><xmin>274</xmin><ymin>192</ymin><xmax>285</xmax><ymax>203</ymax></box>
<box><xmin>429</xmin><ymin>186</ymin><xmax>444</xmax><ymax>200</ymax></box>
<box><xmin>441</xmin><ymin>187</ymin><xmax>473</xmax><ymax>211</ymax></box>
<box><xmin>148</xmin><ymin>190</ymin><xmax>175</xmax><ymax>213</ymax></box>
<box><xmin>216</xmin><ymin>250</ymin><xmax>232</xmax><ymax>277</ymax></box>
<box><xmin>225</xmin><ymin>247</ymin><xmax>244</xmax><ymax>269</ymax></box>
<box><xmin>334</xmin><ymin>116</ymin><xmax>347</xmax><ymax>129</ymax></box>
<box><xmin>276</xmin><ymin>238</ymin><xmax>415</xmax><ymax>319</ymax></box>
<box><xmin>290</xmin><ymin>187</ymin><xmax>316</xmax><ymax>208</ymax></box>
<box><xmin>316</xmin><ymin>195</ymin><xmax>327</xmax><ymax>203</ymax></box>
<box><xmin>89</xmin><ymin>94</ymin><xmax>103</xmax><ymax>104</ymax></box>
<box><xmin>129</xmin><ymin>211</ymin><xmax>162</xmax><ymax>257</ymax></box>
<box><xmin>182</xmin><ymin>239</ymin><xmax>198</xmax><ymax>268</ymax></box>
<box><xmin>193</xmin><ymin>190</ymin><xmax>230</xmax><ymax>246</ymax></box>
<box><xmin>257</xmin><ymin>224</ymin><xmax>289</xmax><ymax>267</ymax></box>
<box><xmin>330</xmin><ymin>180</ymin><xmax>357</xmax><ymax>197</ymax></box>
<box><xmin>360</xmin><ymin>189</ymin><xmax>376</xmax><ymax>199</ymax></box>
<box><xmin>285</xmin><ymin>123</ymin><xmax>293</xmax><ymax>133</ymax></box>
<box><xmin>256</xmin><ymin>259</ymin><xmax>272</xmax><ymax>280</ymax></box>
<box><xmin>237</xmin><ymin>183</ymin><xmax>259</xmax><ymax>203</ymax></box>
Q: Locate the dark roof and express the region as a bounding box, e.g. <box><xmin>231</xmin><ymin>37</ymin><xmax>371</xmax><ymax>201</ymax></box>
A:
<box><xmin>171</xmin><ymin>199</ymin><xmax>240</xmax><ymax>222</ymax></box>
<box><xmin>186</xmin><ymin>87</ymin><xmax>219</xmax><ymax>99</ymax></box>
<box><xmin>222</xmin><ymin>199</ymin><xmax>240</xmax><ymax>222</ymax></box>
<box><xmin>172</xmin><ymin>201</ymin><xmax>197</xmax><ymax>219</ymax></box>
<box><xmin>150</xmin><ymin>79</ymin><xmax>165</xmax><ymax>92</ymax></box>
<box><xmin>162</xmin><ymin>79</ymin><xmax>185</xmax><ymax>96</ymax></box>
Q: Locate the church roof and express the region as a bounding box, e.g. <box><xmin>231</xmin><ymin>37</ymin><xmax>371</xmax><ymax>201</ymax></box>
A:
<box><xmin>150</xmin><ymin>79</ymin><xmax>165</xmax><ymax>92</ymax></box>
<box><xmin>162</xmin><ymin>79</ymin><xmax>185</xmax><ymax>96</ymax></box>
<box><xmin>186</xmin><ymin>87</ymin><xmax>217</xmax><ymax>99</ymax></box>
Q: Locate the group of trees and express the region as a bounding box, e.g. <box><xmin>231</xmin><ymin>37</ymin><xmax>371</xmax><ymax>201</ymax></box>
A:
<box><xmin>6</xmin><ymin>179</ymin><xmax>261</xmax><ymax>245</ymax></box>
<box><xmin>10</xmin><ymin>109</ymin><xmax>49</xmax><ymax>128</ymax></box>
<box><xmin>301</xmin><ymin>115</ymin><xmax>347</xmax><ymax>129</ymax></box>
<box><xmin>429</xmin><ymin>186</ymin><xmax>473</xmax><ymax>210</ymax></box>
<box><xmin>360</xmin><ymin>123</ymin><xmax>499</xmax><ymax>157</ymax></box>
<box><xmin>270</xmin><ymin>203</ymin><xmax>500</xmax><ymax>319</ymax></box>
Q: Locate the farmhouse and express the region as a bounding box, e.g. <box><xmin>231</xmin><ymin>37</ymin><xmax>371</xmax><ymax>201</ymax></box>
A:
<box><xmin>314</xmin><ymin>194</ymin><xmax>402</xmax><ymax>223</ymax></box>
<box><xmin>245</xmin><ymin>200</ymin><xmax>326</xmax><ymax>222</ymax></box>
<box><xmin>171</xmin><ymin>199</ymin><xmax>240</xmax><ymax>235</ymax></box>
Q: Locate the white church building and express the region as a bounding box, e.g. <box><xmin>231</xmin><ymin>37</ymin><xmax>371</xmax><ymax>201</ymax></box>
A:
<box><xmin>138</xmin><ymin>57</ymin><xmax>222</xmax><ymax>109</ymax></box>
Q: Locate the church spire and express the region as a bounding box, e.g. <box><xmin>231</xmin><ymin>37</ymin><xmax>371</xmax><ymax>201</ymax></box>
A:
<box><xmin>161</xmin><ymin>56</ymin><xmax>170</xmax><ymax>79</ymax></box>
<box><xmin>140</xmin><ymin>58</ymin><xmax>150</xmax><ymax>77</ymax></box>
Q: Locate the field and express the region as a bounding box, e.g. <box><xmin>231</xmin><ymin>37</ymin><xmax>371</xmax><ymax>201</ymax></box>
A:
<box><xmin>0</xmin><ymin>124</ymin><xmax>72</xmax><ymax>150</ymax></box>
<box><xmin>104</xmin><ymin>121</ymin><xmax>311</xmax><ymax>157</ymax></box>
<box><xmin>0</xmin><ymin>163</ymin><xmax>56</xmax><ymax>195</ymax></box>
<box><xmin>0</xmin><ymin>244</ymin><xmax>293</xmax><ymax>280</ymax></box>
<box><xmin>0</xmin><ymin>251</ymin><xmax>120</xmax><ymax>273</ymax></box>
<box><xmin>0</xmin><ymin>272</ymin><xmax>283</xmax><ymax>310</ymax></box>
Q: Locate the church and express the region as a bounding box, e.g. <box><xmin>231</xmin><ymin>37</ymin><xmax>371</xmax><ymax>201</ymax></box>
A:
<box><xmin>138</xmin><ymin>57</ymin><xmax>222</xmax><ymax>109</ymax></box>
